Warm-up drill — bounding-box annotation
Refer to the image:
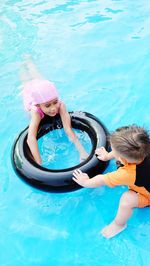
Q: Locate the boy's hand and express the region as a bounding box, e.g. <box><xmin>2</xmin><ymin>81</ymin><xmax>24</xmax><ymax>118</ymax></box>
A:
<box><xmin>95</xmin><ymin>147</ymin><xmax>109</xmax><ymax>161</ymax></box>
<box><xmin>72</xmin><ymin>169</ymin><xmax>90</xmax><ymax>187</ymax></box>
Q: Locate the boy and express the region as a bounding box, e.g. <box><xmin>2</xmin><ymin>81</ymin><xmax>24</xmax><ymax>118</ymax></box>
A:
<box><xmin>73</xmin><ymin>125</ymin><xmax>150</xmax><ymax>238</ymax></box>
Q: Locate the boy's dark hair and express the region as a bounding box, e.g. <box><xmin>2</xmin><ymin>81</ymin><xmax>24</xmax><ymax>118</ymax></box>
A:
<box><xmin>110</xmin><ymin>125</ymin><xmax>150</xmax><ymax>161</ymax></box>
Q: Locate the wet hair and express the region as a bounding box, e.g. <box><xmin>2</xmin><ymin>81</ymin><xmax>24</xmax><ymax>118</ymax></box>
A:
<box><xmin>109</xmin><ymin>125</ymin><xmax>150</xmax><ymax>161</ymax></box>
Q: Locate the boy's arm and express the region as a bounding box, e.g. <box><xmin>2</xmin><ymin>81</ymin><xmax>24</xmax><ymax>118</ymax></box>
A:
<box><xmin>72</xmin><ymin>169</ymin><xmax>106</xmax><ymax>188</ymax></box>
<box><xmin>73</xmin><ymin>165</ymin><xmax>135</xmax><ymax>189</ymax></box>
<box><xmin>27</xmin><ymin>111</ymin><xmax>42</xmax><ymax>165</ymax></box>
<box><xmin>60</xmin><ymin>103</ymin><xmax>88</xmax><ymax>160</ymax></box>
<box><xmin>95</xmin><ymin>147</ymin><xmax>114</xmax><ymax>161</ymax></box>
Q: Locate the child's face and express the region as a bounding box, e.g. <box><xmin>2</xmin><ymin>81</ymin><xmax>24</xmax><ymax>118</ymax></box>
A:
<box><xmin>39</xmin><ymin>98</ymin><xmax>60</xmax><ymax>116</ymax></box>
<box><xmin>111</xmin><ymin>144</ymin><xmax>145</xmax><ymax>164</ymax></box>
<box><xmin>111</xmin><ymin>145</ymin><xmax>125</xmax><ymax>164</ymax></box>
<box><xmin>111</xmin><ymin>146</ymin><xmax>121</xmax><ymax>160</ymax></box>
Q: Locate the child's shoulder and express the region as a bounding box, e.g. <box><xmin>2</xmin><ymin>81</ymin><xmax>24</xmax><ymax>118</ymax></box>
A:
<box><xmin>59</xmin><ymin>101</ymin><xmax>66</xmax><ymax>111</ymax></box>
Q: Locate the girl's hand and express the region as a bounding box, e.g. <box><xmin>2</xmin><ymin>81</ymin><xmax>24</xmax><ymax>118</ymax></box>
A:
<box><xmin>80</xmin><ymin>151</ymin><xmax>89</xmax><ymax>162</ymax></box>
<box><xmin>95</xmin><ymin>147</ymin><xmax>110</xmax><ymax>161</ymax></box>
<box><xmin>72</xmin><ymin>169</ymin><xmax>90</xmax><ymax>187</ymax></box>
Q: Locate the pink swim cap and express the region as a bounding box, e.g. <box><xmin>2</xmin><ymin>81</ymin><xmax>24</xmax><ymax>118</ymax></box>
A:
<box><xmin>23</xmin><ymin>79</ymin><xmax>59</xmax><ymax>111</ymax></box>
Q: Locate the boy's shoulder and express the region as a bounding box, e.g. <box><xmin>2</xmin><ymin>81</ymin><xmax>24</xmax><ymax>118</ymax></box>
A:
<box><xmin>104</xmin><ymin>163</ymin><xmax>136</xmax><ymax>188</ymax></box>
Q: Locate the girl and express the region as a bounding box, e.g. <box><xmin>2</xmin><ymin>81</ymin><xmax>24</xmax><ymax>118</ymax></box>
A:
<box><xmin>21</xmin><ymin>56</ymin><xmax>88</xmax><ymax>165</ymax></box>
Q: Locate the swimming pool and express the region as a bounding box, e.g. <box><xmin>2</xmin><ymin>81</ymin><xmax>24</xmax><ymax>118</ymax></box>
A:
<box><xmin>0</xmin><ymin>0</ymin><xmax>150</xmax><ymax>265</ymax></box>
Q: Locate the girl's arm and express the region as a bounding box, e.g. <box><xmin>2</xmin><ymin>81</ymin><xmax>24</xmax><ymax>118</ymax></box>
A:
<box><xmin>72</xmin><ymin>169</ymin><xmax>106</xmax><ymax>188</ymax></box>
<box><xmin>27</xmin><ymin>110</ymin><xmax>42</xmax><ymax>165</ymax></box>
<box><xmin>59</xmin><ymin>103</ymin><xmax>88</xmax><ymax>160</ymax></box>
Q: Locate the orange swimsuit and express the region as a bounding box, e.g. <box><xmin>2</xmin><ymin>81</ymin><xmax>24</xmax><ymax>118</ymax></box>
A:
<box><xmin>103</xmin><ymin>158</ymin><xmax>150</xmax><ymax>208</ymax></box>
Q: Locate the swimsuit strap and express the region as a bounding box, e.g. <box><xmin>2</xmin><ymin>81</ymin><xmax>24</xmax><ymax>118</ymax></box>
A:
<box><xmin>32</xmin><ymin>106</ymin><xmax>45</xmax><ymax>119</ymax></box>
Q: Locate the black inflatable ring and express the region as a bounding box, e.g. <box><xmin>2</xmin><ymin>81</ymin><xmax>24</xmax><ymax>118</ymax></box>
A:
<box><xmin>12</xmin><ymin>111</ymin><xmax>109</xmax><ymax>192</ymax></box>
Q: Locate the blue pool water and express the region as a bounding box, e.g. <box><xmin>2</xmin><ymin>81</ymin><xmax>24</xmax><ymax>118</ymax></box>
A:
<box><xmin>38</xmin><ymin>129</ymin><xmax>92</xmax><ymax>169</ymax></box>
<box><xmin>0</xmin><ymin>0</ymin><xmax>150</xmax><ymax>265</ymax></box>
